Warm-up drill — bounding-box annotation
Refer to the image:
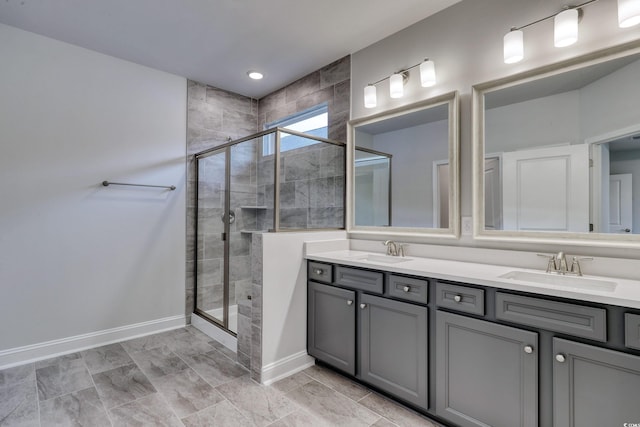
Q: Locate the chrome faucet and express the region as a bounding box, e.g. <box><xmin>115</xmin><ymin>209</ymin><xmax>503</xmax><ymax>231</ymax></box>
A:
<box><xmin>383</xmin><ymin>240</ymin><xmax>398</xmax><ymax>256</ymax></box>
<box><xmin>538</xmin><ymin>252</ymin><xmax>593</xmax><ymax>276</ymax></box>
<box><xmin>556</xmin><ymin>251</ymin><xmax>568</xmax><ymax>274</ymax></box>
<box><xmin>383</xmin><ymin>240</ymin><xmax>407</xmax><ymax>257</ymax></box>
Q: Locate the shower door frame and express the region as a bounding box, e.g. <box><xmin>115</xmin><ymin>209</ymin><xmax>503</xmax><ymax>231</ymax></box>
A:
<box><xmin>194</xmin><ymin>145</ymin><xmax>233</xmax><ymax>333</ymax></box>
<box><xmin>193</xmin><ymin>128</ymin><xmax>347</xmax><ymax>335</ymax></box>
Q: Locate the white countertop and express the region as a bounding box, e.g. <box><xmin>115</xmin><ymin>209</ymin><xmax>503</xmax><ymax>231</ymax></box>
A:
<box><xmin>306</xmin><ymin>249</ymin><xmax>640</xmax><ymax>309</ymax></box>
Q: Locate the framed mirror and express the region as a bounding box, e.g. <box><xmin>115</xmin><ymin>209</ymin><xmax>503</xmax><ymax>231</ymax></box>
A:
<box><xmin>473</xmin><ymin>42</ymin><xmax>640</xmax><ymax>247</ymax></box>
<box><xmin>348</xmin><ymin>92</ymin><xmax>459</xmax><ymax>238</ymax></box>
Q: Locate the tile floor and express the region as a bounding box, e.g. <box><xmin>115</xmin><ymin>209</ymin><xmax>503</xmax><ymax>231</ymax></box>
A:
<box><xmin>0</xmin><ymin>326</ymin><xmax>441</xmax><ymax>426</ymax></box>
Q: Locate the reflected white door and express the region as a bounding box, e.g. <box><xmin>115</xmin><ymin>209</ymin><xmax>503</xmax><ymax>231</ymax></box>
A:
<box><xmin>484</xmin><ymin>157</ymin><xmax>502</xmax><ymax>230</ymax></box>
<box><xmin>502</xmin><ymin>145</ymin><xmax>590</xmax><ymax>232</ymax></box>
<box><xmin>608</xmin><ymin>173</ymin><xmax>632</xmax><ymax>234</ymax></box>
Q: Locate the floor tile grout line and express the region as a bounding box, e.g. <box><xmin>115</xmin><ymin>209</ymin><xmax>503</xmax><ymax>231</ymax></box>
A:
<box><xmin>83</xmin><ymin>354</ymin><xmax>114</xmax><ymax>427</ymax></box>
<box><xmin>34</xmin><ymin>372</ymin><xmax>42</xmax><ymax>427</ymax></box>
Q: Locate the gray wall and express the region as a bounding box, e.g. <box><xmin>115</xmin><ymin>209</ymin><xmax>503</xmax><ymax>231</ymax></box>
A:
<box><xmin>372</xmin><ymin>119</ymin><xmax>449</xmax><ymax>227</ymax></box>
<box><xmin>0</xmin><ymin>23</ymin><xmax>187</xmax><ymax>353</ymax></box>
<box><xmin>351</xmin><ymin>0</ymin><xmax>640</xmax><ymax>258</ymax></box>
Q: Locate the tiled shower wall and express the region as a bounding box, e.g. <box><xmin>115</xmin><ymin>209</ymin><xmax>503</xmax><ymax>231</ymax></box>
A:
<box><xmin>186</xmin><ymin>55</ymin><xmax>351</xmax><ymax>381</ymax></box>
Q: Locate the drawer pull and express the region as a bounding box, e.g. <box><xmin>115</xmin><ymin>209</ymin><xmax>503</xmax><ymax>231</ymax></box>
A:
<box><xmin>314</xmin><ymin>268</ymin><xmax>323</xmax><ymax>275</ymax></box>
<box><xmin>453</xmin><ymin>295</ymin><xmax>462</xmax><ymax>303</ymax></box>
<box><xmin>555</xmin><ymin>354</ymin><xmax>566</xmax><ymax>363</ymax></box>
<box><xmin>403</xmin><ymin>286</ymin><xmax>411</xmax><ymax>293</ymax></box>
<box><xmin>523</xmin><ymin>345</ymin><xmax>534</xmax><ymax>354</ymax></box>
<box><xmin>347</xmin><ymin>300</ymin><xmax>353</xmax><ymax>306</ymax></box>
<box><xmin>360</xmin><ymin>303</ymin><xmax>367</xmax><ymax>309</ymax></box>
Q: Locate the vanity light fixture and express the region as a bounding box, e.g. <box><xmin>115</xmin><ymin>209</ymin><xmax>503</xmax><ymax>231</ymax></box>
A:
<box><xmin>502</xmin><ymin>0</ymin><xmax>614</xmax><ymax>64</ymax></box>
<box><xmin>503</xmin><ymin>28</ymin><xmax>524</xmax><ymax>64</ymax></box>
<box><xmin>363</xmin><ymin>58</ymin><xmax>437</xmax><ymax>108</ymax></box>
<box><xmin>554</xmin><ymin>8</ymin><xmax>579</xmax><ymax>47</ymax></box>
<box><xmin>618</xmin><ymin>0</ymin><xmax>640</xmax><ymax>27</ymax></box>
<box><xmin>389</xmin><ymin>72</ymin><xmax>405</xmax><ymax>98</ymax></box>
<box><xmin>364</xmin><ymin>84</ymin><xmax>377</xmax><ymax>108</ymax></box>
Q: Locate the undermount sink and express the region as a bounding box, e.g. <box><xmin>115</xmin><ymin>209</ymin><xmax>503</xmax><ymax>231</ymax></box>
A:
<box><xmin>499</xmin><ymin>270</ymin><xmax>618</xmax><ymax>292</ymax></box>
<box><xmin>350</xmin><ymin>254</ymin><xmax>412</xmax><ymax>264</ymax></box>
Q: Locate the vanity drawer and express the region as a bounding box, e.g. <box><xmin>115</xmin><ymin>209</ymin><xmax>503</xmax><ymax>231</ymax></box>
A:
<box><xmin>335</xmin><ymin>266</ymin><xmax>383</xmax><ymax>294</ymax></box>
<box><xmin>625</xmin><ymin>313</ymin><xmax>640</xmax><ymax>350</ymax></box>
<box><xmin>496</xmin><ymin>292</ymin><xmax>607</xmax><ymax>342</ymax></box>
<box><xmin>435</xmin><ymin>282</ymin><xmax>485</xmax><ymax>316</ymax></box>
<box><xmin>387</xmin><ymin>275</ymin><xmax>429</xmax><ymax>304</ymax></box>
<box><xmin>309</xmin><ymin>262</ymin><xmax>333</xmax><ymax>284</ymax></box>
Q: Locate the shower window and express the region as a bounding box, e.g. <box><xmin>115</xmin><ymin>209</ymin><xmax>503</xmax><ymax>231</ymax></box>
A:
<box><xmin>263</xmin><ymin>104</ymin><xmax>328</xmax><ymax>155</ymax></box>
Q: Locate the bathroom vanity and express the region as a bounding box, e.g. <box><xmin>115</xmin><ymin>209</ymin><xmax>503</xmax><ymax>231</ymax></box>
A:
<box><xmin>305</xmin><ymin>251</ymin><xmax>640</xmax><ymax>427</ymax></box>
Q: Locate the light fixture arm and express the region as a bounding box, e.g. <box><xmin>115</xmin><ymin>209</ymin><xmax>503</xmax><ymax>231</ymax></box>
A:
<box><xmin>367</xmin><ymin>59</ymin><xmax>429</xmax><ymax>87</ymax></box>
<box><xmin>510</xmin><ymin>0</ymin><xmax>597</xmax><ymax>31</ymax></box>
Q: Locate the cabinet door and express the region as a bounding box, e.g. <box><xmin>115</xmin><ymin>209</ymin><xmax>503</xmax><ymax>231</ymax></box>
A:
<box><xmin>307</xmin><ymin>282</ymin><xmax>356</xmax><ymax>375</ymax></box>
<box><xmin>359</xmin><ymin>293</ymin><xmax>428</xmax><ymax>408</ymax></box>
<box><xmin>436</xmin><ymin>311</ymin><xmax>538</xmax><ymax>427</ymax></box>
<box><xmin>553</xmin><ymin>338</ymin><xmax>640</xmax><ymax>427</ymax></box>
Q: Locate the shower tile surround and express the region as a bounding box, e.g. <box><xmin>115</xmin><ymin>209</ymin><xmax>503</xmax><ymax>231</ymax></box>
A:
<box><xmin>186</xmin><ymin>56</ymin><xmax>351</xmax><ymax>380</ymax></box>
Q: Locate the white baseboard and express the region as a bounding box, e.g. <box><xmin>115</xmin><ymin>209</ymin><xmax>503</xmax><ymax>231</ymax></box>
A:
<box><xmin>261</xmin><ymin>350</ymin><xmax>315</xmax><ymax>386</ymax></box>
<box><xmin>0</xmin><ymin>314</ymin><xmax>187</xmax><ymax>370</ymax></box>
<box><xmin>191</xmin><ymin>313</ymin><xmax>237</xmax><ymax>352</ymax></box>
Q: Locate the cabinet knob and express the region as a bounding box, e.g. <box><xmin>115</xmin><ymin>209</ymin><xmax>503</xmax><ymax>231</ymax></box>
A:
<box><xmin>555</xmin><ymin>354</ymin><xmax>566</xmax><ymax>363</ymax></box>
<box><xmin>314</xmin><ymin>269</ymin><xmax>323</xmax><ymax>275</ymax></box>
<box><xmin>453</xmin><ymin>295</ymin><xmax>462</xmax><ymax>303</ymax></box>
<box><xmin>347</xmin><ymin>300</ymin><xmax>353</xmax><ymax>306</ymax></box>
<box><xmin>523</xmin><ymin>345</ymin><xmax>534</xmax><ymax>354</ymax></box>
<box><xmin>360</xmin><ymin>303</ymin><xmax>367</xmax><ymax>309</ymax></box>
<box><xmin>403</xmin><ymin>286</ymin><xmax>411</xmax><ymax>292</ymax></box>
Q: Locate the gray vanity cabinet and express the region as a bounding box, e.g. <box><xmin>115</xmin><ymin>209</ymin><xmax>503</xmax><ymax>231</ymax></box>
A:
<box><xmin>359</xmin><ymin>293</ymin><xmax>428</xmax><ymax>408</ymax></box>
<box><xmin>553</xmin><ymin>337</ymin><xmax>640</xmax><ymax>427</ymax></box>
<box><xmin>307</xmin><ymin>281</ymin><xmax>356</xmax><ymax>375</ymax></box>
<box><xmin>436</xmin><ymin>311</ymin><xmax>538</xmax><ymax>427</ymax></box>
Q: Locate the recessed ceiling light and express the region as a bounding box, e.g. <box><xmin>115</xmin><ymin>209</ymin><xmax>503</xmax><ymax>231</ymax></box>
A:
<box><xmin>247</xmin><ymin>71</ymin><xmax>263</xmax><ymax>80</ymax></box>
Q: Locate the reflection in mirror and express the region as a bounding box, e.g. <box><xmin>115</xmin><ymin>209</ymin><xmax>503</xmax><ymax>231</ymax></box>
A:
<box><xmin>480</xmin><ymin>49</ymin><xmax>640</xmax><ymax>237</ymax></box>
<box><xmin>350</xmin><ymin>92</ymin><xmax>459</xmax><ymax>237</ymax></box>
<box><xmin>354</xmin><ymin>147</ymin><xmax>391</xmax><ymax>226</ymax></box>
<box><xmin>353</xmin><ymin>102</ymin><xmax>451</xmax><ymax>229</ymax></box>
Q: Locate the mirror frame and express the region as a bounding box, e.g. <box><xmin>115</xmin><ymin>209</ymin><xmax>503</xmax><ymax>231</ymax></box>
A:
<box><xmin>472</xmin><ymin>41</ymin><xmax>640</xmax><ymax>248</ymax></box>
<box><xmin>347</xmin><ymin>91</ymin><xmax>460</xmax><ymax>239</ymax></box>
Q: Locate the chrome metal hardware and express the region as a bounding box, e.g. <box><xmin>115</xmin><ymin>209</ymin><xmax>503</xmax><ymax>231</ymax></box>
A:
<box><xmin>397</xmin><ymin>244</ymin><xmax>407</xmax><ymax>257</ymax></box>
<box><xmin>539</xmin><ymin>252</ymin><xmax>594</xmax><ymax>276</ymax></box>
<box><xmin>555</xmin><ymin>354</ymin><xmax>566</xmax><ymax>363</ymax></box>
<box><xmin>383</xmin><ymin>240</ymin><xmax>398</xmax><ymax>256</ymax></box>
<box><xmin>569</xmin><ymin>256</ymin><xmax>593</xmax><ymax>276</ymax></box>
<box><xmin>314</xmin><ymin>268</ymin><xmax>323</xmax><ymax>275</ymax></box>
<box><xmin>221</xmin><ymin>210</ymin><xmax>235</xmax><ymax>224</ymax></box>
<box><xmin>537</xmin><ymin>253</ymin><xmax>558</xmax><ymax>273</ymax></box>
<box><xmin>524</xmin><ymin>345</ymin><xmax>534</xmax><ymax>354</ymax></box>
<box><xmin>360</xmin><ymin>303</ymin><xmax>367</xmax><ymax>309</ymax></box>
<box><xmin>453</xmin><ymin>295</ymin><xmax>462</xmax><ymax>303</ymax></box>
<box><xmin>403</xmin><ymin>286</ymin><xmax>411</xmax><ymax>293</ymax></box>
<box><xmin>347</xmin><ymin>300</ymin><xmax>353</xmax><ymax>306</ymax></box>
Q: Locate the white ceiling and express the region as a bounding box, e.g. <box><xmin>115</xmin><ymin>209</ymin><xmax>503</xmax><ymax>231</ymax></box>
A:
<box><xmin>0</xmin><ymin>0</ymin><xmax>461</xmax><ymax>99</ymax></box>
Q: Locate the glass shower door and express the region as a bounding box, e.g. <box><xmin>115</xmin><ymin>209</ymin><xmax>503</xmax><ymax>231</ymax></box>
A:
<box><xmin>195</xmin><ymin>149</ymin><xmax>228</xmax><ymax>330</ymax></box>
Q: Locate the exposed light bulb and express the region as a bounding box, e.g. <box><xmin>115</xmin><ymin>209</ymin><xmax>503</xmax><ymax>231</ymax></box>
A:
<box><xmin>364</xmin><ymin>85</ymin><xmax>377</xmax><ymax>108</ymax></box>
<box><xmin>503</xmin><ymin>29</ymin><xmax>524</xmax><ymax>64</ymax></box>
<box><xmin>389</xmin><ymin>73</ymin><xmax>404</xmax><ymax>98</ymax></box>
<box><xmin>419</xmin><ymin>59</ymin><xmax>436</xmax><ymax>87</ymax></box>
<box><xmin>618</xmin><ymin>0</ymin><xmax>640</xmax><ymax>27</ymax></box>
<box><xmin>554</xmin><ymin>9</ymin><xmax>579</xmax><ymax>48</ymax></box>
